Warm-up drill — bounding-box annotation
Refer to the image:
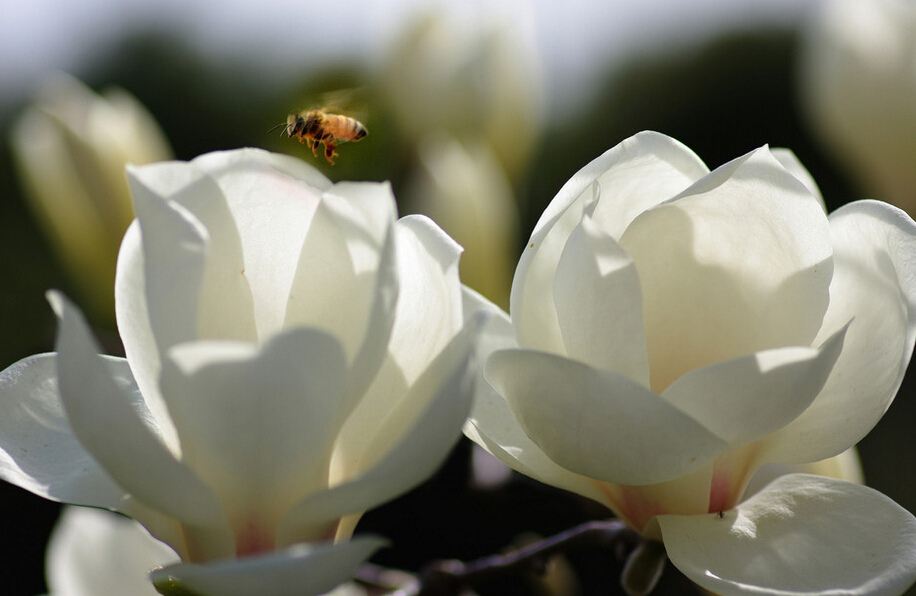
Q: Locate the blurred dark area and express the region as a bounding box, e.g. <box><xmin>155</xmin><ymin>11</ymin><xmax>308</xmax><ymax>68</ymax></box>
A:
<box><xmin>1</xmin><ymin>20</ymin><xmax>913</xmax><ymax>596</ymax></box>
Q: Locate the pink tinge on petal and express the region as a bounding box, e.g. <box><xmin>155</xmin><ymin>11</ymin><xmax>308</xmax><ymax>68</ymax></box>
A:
<box><xmin>235</xmin><ymin>520</ymin><xmax>276</xmax><ymax>558</ymax></box>
<box><xmin>593</xmin><ymin>481</ymin><xmax>668</xmax><ymax>534</ymax></box>
<box><xmin>707</xmin><ymin>468</ymin><xmax>733</xmax><ymax>515</ymax></box>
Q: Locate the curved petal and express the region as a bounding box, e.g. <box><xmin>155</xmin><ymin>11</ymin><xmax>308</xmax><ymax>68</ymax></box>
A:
<box><xmin>191</xmin><ymin>148</ymin><xmax>333</xmax><ymax>195</ymax></box>
<box><xmin>762</xmin><ymin>200</ymin><xmax>916</xmax><ymax>464</ymax></box>
<box><xmin>127</xmin><ymin>160</ymin><xmax>258</xmax><ymax>345</ymax></box>
<box><xmin>50</xmin><ymin>292</ymin><xmax>228</xmax><ymax>534</ymax></box>
<box><xmin>771</xmin><ymin>148</ymin><xmax>825</xmax><ymax>209</ymax></box>
<box><xmin>656</xmin><ymin>474</ymin><xmax>916</xmax><ymax>596</ymax></box>
<box><xmin>553</xmin><ymin>214</ymin><xmax>649</xmax><ymax>384</ymax></box>
<box><xmin>197</xmin><ymin>150</ymin><xmax>324</xmax><ymax>341</ymax></box>
<box><xmin>284</xmin><ymin>184</ymin><xmax>396</xmax><ymax>368</ymax></box>
<box><xmin>160</xmin><ymin>327</ymin><xmax>349</xmax><ymax>537</ymax></box>
<box><xmin>387</xmin><ymin>215</ymin><xmax>464</xmax><ymax>384</ymax></box>
<box><xmin>115</xmin><ymin>221</ymin><xmax>178</xmax><ymax>453</ymax></box>
<box><xmin>0</xmin><ymin>354</ymin><xmax>129</xmax><ymax>510</ymax></box>
<box><xmin>486</xmin><ymin>349</ymin><xmax>729</xmax><ymax>485</ymax></box>
<box><xmin>461</xmin><ymin>287</ymin><xmax>609</xmax><ymax>505</ymax></box>
<box><xmin>660</xmin><ymin>324</ymin><xmax>846</xmax><ymax>445</ymax></box>
<box><xmin>124</xmin><ymin>164</ymin><xmax>210</xmax><ymax>350</ymax></box>
<box><xmin>327</xmin><ymin>215</ymin><xmax>464</xmax><ymax>481</ymax></box>
<box><xmin>278</xmin><ymin>314</ymin><xmax>479</xmax><ymax>545</ymax></box>
<box><xmin>619</xmin><ymin>146</ymin><xmax>833</xmax><ymax>392</ymax></box>
<box><xmin>46</xmin><ymin>507</ymin><xmax>178</xmax><ymax>596</ymax></box>
<box><xmin>511</xmin><ymin>131</ymin><xmax>708</xmax><ymax>355</ymax></box>
<box><xmin>150</xmin><ymin>536</ymin><xmax>386</xmax><ymax>596</ymax></box>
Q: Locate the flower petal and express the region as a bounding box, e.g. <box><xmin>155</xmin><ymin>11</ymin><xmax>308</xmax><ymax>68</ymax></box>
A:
<box><xmin>762</xmin><ymin>200</ymin><xmax>916</xmax><ymax>464</ymax></box>
<box><xmin>194</xmin><ymin>150</ymin><xmax>324</xmax><ymax>341</ymax></box>
<box><xmin>150</xmin><ymin>536</ymin><xmax>386</xmax><ymax>596</ymax></box>
<box><xmin>553</xmin><ymin>213</ymin><xmax>649</xmax><ymax>384</ymax></box>
<box><xmin>771</xmin><ymin>148</ymin><xmax>825</xmax><ymax>209</ymax></box>
<box><xmin>618</xmin><ymin>146</ymin><xmax>833</xmax><ymax>392</ymax></box>
<box><xmin>656</xmin><ymin>474</ymin><xmax>916</xmax><ymax>596</ymax></box>
<box><xmin>50</xmin><ymin>292</ymin><xmax>228</xmax><ymax>533</ymax></box>
<box><xmin>278</xmin><ymin>313</ymin><xmax>479</xmax><ymax>544</ymax></box>
<box><xmin>46</xmin><ymin>507</ymin><xmax>178</xmax><ymax>596</ymax></box>
<box><xmin>486</xmin><ymin>349</ymin><xmax>729</xmax><ymax>485</ymax></box>
<box><xmin>326</xmin><ymin>215</ymin><xmax>464</xmax><ymax>485</ymax></box>
<box><xmin>511</xmin><ymin>131</ymin><xmax>708</xmax><ymax>355</ymax></box>
<box><xmin>284</xmin><ymin>184</ymin><xmax>395</xmax><ymax>367</ymax></box>
<box><xmin>660</xmin><ymin>324</ymin><xmax>846</xmax><ymax>445</ymax></box>
<box><xmin>0</xmin><ymin>354</ymin><xmax>128</xmax><ymax>510</ymax></box>
<box><xmin>160</xmin><ymin>327</ymin><xmax>349</xmax><ymax>537</ymax></box>
<box><xmin>461</xmin><ymin>288</ymin><xmax>609</xmax><ymax>505</ymax></box>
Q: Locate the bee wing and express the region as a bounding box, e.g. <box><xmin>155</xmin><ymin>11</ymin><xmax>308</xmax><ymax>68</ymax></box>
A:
<box><xmin>315</xmin><ymin>87</ymin><xmax>369</xmax><ymax>124</ymax></box>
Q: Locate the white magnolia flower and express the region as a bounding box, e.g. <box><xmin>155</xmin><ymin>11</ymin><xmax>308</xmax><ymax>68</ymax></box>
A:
<box><xmin>46</xmin><ymin>507</ymin><xmax>178</xmax><ymax>596</ymax></box>
<box><xmin>798</xmin><ymin>0</ymin><xmax>916</xmax><ymax>211</ymax></box>
<box><xmin>380</xmin><ymin>4</ymin><xmax>543</xmax><ymax>177</ymax></box>
<box><xmin>0</xmin><ymin>148</ymin><xmax>481</xmax><ymax>596</ymax></box>
<box><xmin>465</xmin><ymin>131</ymin><xmax>916</xmax><ymax>596</ymax></box>
<box><xmin>44</xmin><ymin>507</ymin><xmax>366</xmax><ymax>596</ymax></box>
<box><xmin>10</xmin><ymin>73</ymin><xmax>173</xmax><ymax>322</ymax></box>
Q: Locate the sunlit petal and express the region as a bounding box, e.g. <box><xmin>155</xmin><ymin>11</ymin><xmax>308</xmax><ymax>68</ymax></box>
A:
<box><xmin>657</xmin><ymin>474</ymin><xmax>916</xmax><ymax>596</ymax></box>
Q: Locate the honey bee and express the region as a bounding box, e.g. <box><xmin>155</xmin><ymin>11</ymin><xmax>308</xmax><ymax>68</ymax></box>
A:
<box><xmin>283</xmin><ymin>109</ymin><xmax>367</xmax><ymax>165</ymax></box>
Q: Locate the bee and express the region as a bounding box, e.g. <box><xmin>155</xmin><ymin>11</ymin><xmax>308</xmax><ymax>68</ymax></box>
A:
<box><xmin>283</xmin><ymin>109</ymin><xmax>367</xmax><ymax>165</ymax></box>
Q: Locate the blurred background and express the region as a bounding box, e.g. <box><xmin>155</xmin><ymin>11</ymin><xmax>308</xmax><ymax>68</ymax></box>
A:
<box><xmin>1</xmin><ymin>0</ymin><xmax>914</xmax><ymax>594</ymax></box>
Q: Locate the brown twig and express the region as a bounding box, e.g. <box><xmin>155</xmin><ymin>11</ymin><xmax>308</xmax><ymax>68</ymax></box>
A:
<box><xmin>356</xmin><ymin>519</ymin><xmax>643</xmax><ymax>596</ymax></box>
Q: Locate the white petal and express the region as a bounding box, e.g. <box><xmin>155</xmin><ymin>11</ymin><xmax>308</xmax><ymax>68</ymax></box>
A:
<box><xmin>0</xmin><ymin>354</ymin><xmax>128</xmax><ymax>510</ymax></box>
<box><xmin>127</xmin><ymin>159</ymin><xmax>260</xmax><ymax>344</ymax></box>
<box><xmin>461</xmin><ymin>288</ymin><xmax>609</xmax><ymax>504</ymax></box>
<box><xmin>762</xmin><ymin>201</ymin><xmax>916</xmax><ymax>464</ymax></box>
<box><xmin>511</xmin><ymin>131</ymin><xmax>708</xmax><ymax>355</ymax></box>
<box><xmin>46</xmin><ymin>507</ymin><xmax>178</xmax><ymax>596</ymax></box>
<box><xmin>326</xmin><ymin>215</ymin><xmax>464</xmax><ymax>484</ymax></box>
<box><xmin>115</xmin><ymin>220</ymin><xmax>178</xmax><ymax>453</ymax></box>
<box><xmin>50</xmin><ymin>293</ymin><xmax>228</xmax><ymax>533</ymax></box>
<box><xmin>150</xmin><ymin>536</ymin><xmax>386</xmax><ymax>596</ymax></box>
<box><xmin>660</xmin><ymin>324</ymin><xmax>846</xmax><ymax>445</ymax></box>
<box><xmin>553</xmin><ymin>214</ymin><xmax>649</xmax><ymax>384</ymax></box>
<box><xmin>657</xmin><ymin>474</ymin><xmax>916</xmax><ymax>596</ymax></box>
<box><xmin>160</xmin><ymin>328</ymin><xmax>349</xmax><ymax>534</ymax></box>
<box><xmin>486</xmin><ymin>349</ymin><xmax>729</xmax><ymax>485</ymax></box>
<box><xmin>198</xmin><ymin>151</ymin><xmax>324</xmax><ymax>341</ymax></box>
<box><xmin>619</xmin><ymin>146</ymin><xmax>833</xmax><ymax>392</ymax></box>
<box><xmin>284</xmin><ymin>186</ymin><xmax>394</xmax><ymax>365</ymax></box>
<box><xmin>278</xmin><ymin>315</ymin><xmax>479</xmax><ymax>544</ymax></box>
<box><xmin>387</xmin><ymin>215</ymin><xmax>464</xmax><ymax>384</ymax></box>
<box><xmin>191</xmin><ymin>148</ymin><xmax>332</xmax><ymax>194</ymax></box>
<box><xmin>771</xmin><ymin>148</ymin><xmax>825</xmax><ymax>209</ymax></box>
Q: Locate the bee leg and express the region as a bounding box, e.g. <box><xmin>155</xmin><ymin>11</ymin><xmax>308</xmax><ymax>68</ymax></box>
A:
<box><xmin>324</xmin><ymin>142</ymin><xmax>339</xmax><ymax>165</ymax></box>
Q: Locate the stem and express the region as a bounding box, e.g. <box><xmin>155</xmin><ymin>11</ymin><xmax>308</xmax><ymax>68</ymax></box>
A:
<box><xmin>357</xmin><ymin>519</ymin><xmax>642</xmax><ymax>596</ymax></box>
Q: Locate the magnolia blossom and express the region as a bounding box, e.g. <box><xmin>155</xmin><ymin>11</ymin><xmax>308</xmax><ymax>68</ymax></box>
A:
<box><xmin>380</xmin><ymin>4</ymin><xmax>543</xmax><ymax>178</ymax></box>
<box><xmin>798</xmin><ymin>0</ymin><xmax>916</xmax><ymax>211</ymax></box>
<box><xmin>44</xmin><ymin>507</ymin><xmax>366</xmax><ymax>596</ymax></box>
<box><xmin>465</xmin><ymin>132</ymin><xmax>916</xmax><ymax>596</ymax></box>
<box><xmin>0</xmin><ymin>148</ymin><xmax>481</xmax><ymax>596</ymax></box>
<box><xmin>45</xmin><ymin>507</ymin><xmax>178</xmax><ymax>596</ymax></box>
<box><xmin>10</xmin><ymin>73</ymin><xmax>172</xmax><ymax>322</ymax></box>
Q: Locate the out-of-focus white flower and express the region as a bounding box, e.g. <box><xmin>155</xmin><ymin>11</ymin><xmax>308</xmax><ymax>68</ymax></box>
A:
<box><xmin>0</xmin><ymin>149</ymin><xmax>485</xmax><ymax>596</ymax></box>
<box><xmin>44</xmin><ymin>507</ymin><xmax>368</xmax><ymax>596</ymax></box>
<box><xmin>45</xmin><ymin>507</ymin><xmax>178</xmax><ymax>596</ymax></box>
<box><xmin>466</xmin><ymin>131</ymin><xmax>916</xmax><ymax>596</ymax></box>
<box><xmin>404</xmin><ymin>133</ymin><xmax>518</xmax><ymax>309</ymax></box>
<box><xmin>380</xmin><ymin>5</ymin><xmax>543</xmax><ymax>178</ymax></box>
<box><xmin>10</xmin><ymin>73</ymin><xmax>173</xmax><ymax>322</ymax></box>
<box><xmin>799</xmin><ymin>0</ymin><xmax>916</xmax><ymax>211</ymax></box>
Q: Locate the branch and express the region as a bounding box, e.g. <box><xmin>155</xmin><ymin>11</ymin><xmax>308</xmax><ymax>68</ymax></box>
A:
<box><xmin>356</xmin><ymin>519</ymin><xmax>647</xmax><ymax>596</ymax></box>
